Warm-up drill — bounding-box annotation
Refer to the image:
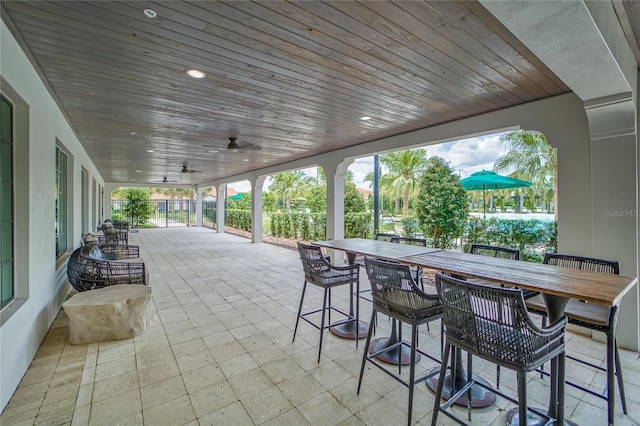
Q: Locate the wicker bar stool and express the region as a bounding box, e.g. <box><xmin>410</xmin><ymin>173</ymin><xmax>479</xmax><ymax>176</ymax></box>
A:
<box><xmin>525</xmin><ymin>253</ymin><xmax>627</xmax><ymax>425</ymax></box>
<box><xmin>294</xmin><ymin>242</ymin><xmax>361</xmax><ymax>363</ymax></box>
<box><xmin>432</xmin><ymin>273</ymin><xmax>567</xmax><ymax>426</ymax></box>
<box><xmin>467</xmin><ymin>244</ymin><xmax>539</xmax><ymax>389</ymax></box>
<box><xmin>358</xmin><ymin>257</ymin><xmax>442</xmax><ymax>426</ymax></box>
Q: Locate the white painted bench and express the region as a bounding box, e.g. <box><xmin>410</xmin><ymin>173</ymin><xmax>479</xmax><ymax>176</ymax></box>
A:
<box><xmin>63</xmin><ymin>284</ymin><xmax>155</xmax><ymax>345</ymax></box>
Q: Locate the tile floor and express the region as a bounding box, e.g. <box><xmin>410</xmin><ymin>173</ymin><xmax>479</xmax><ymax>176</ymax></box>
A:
<box><xmin>1</xmin><ymin>227</ymin><xmax>639</xmax><ymax>425</ymax></box>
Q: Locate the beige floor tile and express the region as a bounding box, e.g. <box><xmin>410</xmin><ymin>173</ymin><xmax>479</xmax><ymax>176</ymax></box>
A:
<box><xmin>277</xmin><ymin>373</ymin><xmax>326</xmax><ymax>407</ymax></box>
<box><xmin>140</xmin><ymin>375</ymin><xmax>187</xmax><ymax>409</ymax></box>
<box><xmin>142</xmin><ymin>394</ymin><xmax>195</xmax><ymax>426</ymax></box>
<box><xmin>188</xmin><ymin>381</ymin><xmax>239</xmax><ymax>418</ymax></box>
<box><xmin>249</xmin><ymin>344</ymin><xmax>290</xmax><ymax>367</ymax></box>
<box><xmin>175</xmin><ymin>349</ymin><xmax>215</xmax><ymax>374</ymax></box>
<box><xmin>170</xmin><ymin>338</ymin><xmax>207</xmax><ymax>359</ymax></box>
<box><xmin>297</xmin><ymin>391</ymin><xmax>352</xmax><ymax>426</ymax></box>
<box><xmin>96</xmin><ymin>343</ymin><xmax>135</xmax><ymax>365</ymax></box>
<box><xmin>218</xmin><ymin>353</ymin><xmax>259</xmax><ymax>379</ymax></box>
<box><xmin>241</xmin><ymin>385</ymin><xmax>294</xmax><ymax>424</ymax></box>
<box><xmin>329</xmin><ymin>378</ymin><xmax>382</xmax><ymax>414</ymax></box>
<box><xmin>93</xmin><ymin>356</ymin><xmax>137</xmax><ymax>382</ymax></box>
<box><xmin>137</xmin><ymin>357</ymin><xmax>181</xmax><ymax>388</ymax></box>
<box><xmin>133</xmin><ymin>335</ymin><xmax>170</xmax><ymax>355</ymax></box>
<box><xmin>309</xmin><ymin>361</ymin><xmax>353</xmax><ymax>391</ymax></box>
<box><xmin>33</xmin><ymin>396</ymin><xmax>75</xmax><ymax>425</ymax></box>
<box><xmin>135</xmin><ymin>347</ymin><xmax>175</xmax><ymax>369</ymax></box>
<box><xmin>70</xmin><ymin>406</ymin><xmax>90</xmax><ymax>426</ymax></box>
<box><xmin>355</xmin><ymin>397</ymin><xmax>407</xmax><ymax>425</ymax></box>
<box><xmin>207</xmin><ymin>340</ymin><xmax>246</xmax><ymax>362</ymax></box>
<box><xmin>0</xmin><ymin>408</ymin><xmax>39</xmax><ymax>426</ymax></box>
<box><xmin>228</xmin><ymin>368</ymin><xmax>275</xmax><ymax>400</ymax></box>
<box><xmin>262</xmin><ymin>358</ymin><xmax>306</xmax><ymax>384</ymax></box>
<box><xmin>197</xmin><ymin>401</ymin><xmax>253</xmax><ymax>426</ymax></box>
<box><xmin>261</xmin><ymin>408</ymin><xmax>311</xmax><ymax>426</ymax></box>
<box><xmin>181</xmin><ymin>364</ymin><xmax>225</xmax><ymax>394</ymax></box>
<box><xmin>166</xmin><ymin>327</ymin><xmax>201</xmax><ymax>345</ymax></box>
<box><xmin>92</xmin><ymin>371</ymin><xmax>138</xmax><ymax>403</ymax></box>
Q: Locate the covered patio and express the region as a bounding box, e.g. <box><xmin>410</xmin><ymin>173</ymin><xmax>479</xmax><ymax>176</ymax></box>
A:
<box><xmin>1</xmin><ymin>228</ymin><xmax>638</xmax><ymax>425</ymax></box>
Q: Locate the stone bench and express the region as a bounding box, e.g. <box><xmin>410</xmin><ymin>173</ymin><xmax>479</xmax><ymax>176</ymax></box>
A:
<box><xmin>63</xmin><ymin>284</ymin><xmax>155</xmax><ymax>345</ymax></box>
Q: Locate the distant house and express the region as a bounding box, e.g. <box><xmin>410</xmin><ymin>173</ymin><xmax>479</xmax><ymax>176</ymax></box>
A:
<box><xmin>357</xmin><ymin>187</ymin><xmax>373</xmax><ymax>201</ymax></box>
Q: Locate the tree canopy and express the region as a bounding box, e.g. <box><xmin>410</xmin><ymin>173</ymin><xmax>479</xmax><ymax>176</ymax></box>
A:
<box><xmin>415</xmin><ymin>157</ymin><xmax>469</xmax><ymax>248</ymax></box>
<box><xmin>494</xmin><ymin>130</ymin><xmax>557</xmax><ymax>215</ymax></box>
<box><xmin>365</xmin><ymin>149</ymin><xmax>428</xmax><ymax>217</ymax></box>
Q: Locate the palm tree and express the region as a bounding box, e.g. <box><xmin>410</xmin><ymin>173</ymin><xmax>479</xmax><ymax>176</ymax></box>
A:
<box><xmin>377</xmin><ymin>149</ymin><xmax>428</xmax><ymax>217</ymax></box>
<box><xmin>269</xmin><ymin>171</ymin><xmax>310</xmax><ymax>212</ymax></box>
<box><xmin>494</xmin><ymin>130</ymin><xmax>557</xmax><ymax>217</ymax></box>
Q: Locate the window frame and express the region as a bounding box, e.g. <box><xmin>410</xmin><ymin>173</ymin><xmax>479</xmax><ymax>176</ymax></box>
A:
<box><xmin>55</xmin><ymin>145</ymin><xmax>68</xmax><ymax>258</ymax></box>
<box><xmin>1</xmin><ymin>95</ymin><xmax>15</xmax><ymax>309</ymax></box>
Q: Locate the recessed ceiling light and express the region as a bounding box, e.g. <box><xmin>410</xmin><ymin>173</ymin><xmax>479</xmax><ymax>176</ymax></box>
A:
<box><xmin>208</xmin><ymin>149</ymin><xmax>219</xmax><ymax>153</ymax></box>
<box><xmin>130</xmin><ymin>131</ymin><xmax>136</xmax><ymax>135</ymax></box>
<box><xmin>131</xmin><ymin>179</ymin><xmax>136</xmax><ymax>182</ymax></box>
<box><xmin>143</xmin><ymin>9</ymin><xmax>157</xmax><ymax>18</ymax></box>
<box><xmin>186</xmin><ymin>69</ymin><xmax>206</xmax><ymax>79</ymax></box>
<box><xmin>360</xmin><ymin>116</ymin><xmax>372</xmax><ymax>121</ymax></box>
<box><xmin>146</xmin><ymin>149</ymin><xmax>154</xmax><ymax>153</ymax></box>
<box><xmin>136</xmin><ymin>170</ymin><xmax>141</xmax><ymax>173</ymax></box>
<box><xmin>243</xmin><ymin>159</ymin><xmax>249</xmax><ymax>162</ymax></box>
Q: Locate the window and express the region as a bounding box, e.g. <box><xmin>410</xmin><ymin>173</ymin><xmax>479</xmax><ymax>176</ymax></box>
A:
<box><xmin>1</xmin><ymin>96</ymin><xmax>14</xmax><ymax>308</ymax></box>
<box><xmin>55</xmin><ymin>146</ymin><xmax>68</xmax><ymax>257</ymax></box>
<box><xmin>81</xmin><ymin>168</ymin><xmax>88</xmax><ymax>235</ymax></box>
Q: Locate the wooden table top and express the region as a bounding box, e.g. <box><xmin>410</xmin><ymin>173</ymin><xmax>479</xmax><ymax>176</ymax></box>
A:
<box><xmin>314</xmin><ymin>239</ymin><xmax>637</xmax><ymax>307</ymax></box>
<box><xmin>313</xmin><ymin>238</ymin><xmax>441</xmax><ymax>261</ymax></box>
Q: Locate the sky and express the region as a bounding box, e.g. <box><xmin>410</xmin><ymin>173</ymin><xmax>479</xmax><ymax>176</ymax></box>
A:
<box><xmin>228</xmin><ymin>131</ymin><xmax>509</xmax><ymax>192</ymax></box>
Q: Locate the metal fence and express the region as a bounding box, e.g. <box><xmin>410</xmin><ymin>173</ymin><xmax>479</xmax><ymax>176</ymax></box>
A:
<box><xmin>110</xmin><ymin>199</ymin><xmax>217</xmax><ymax>229</ymax></box>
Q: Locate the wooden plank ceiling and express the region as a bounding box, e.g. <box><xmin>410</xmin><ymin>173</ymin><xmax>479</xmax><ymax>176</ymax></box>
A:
<box><xmin>2</xmin><ymin>1</ymin><xmax>571</xmax><ymax>185</ymax></box>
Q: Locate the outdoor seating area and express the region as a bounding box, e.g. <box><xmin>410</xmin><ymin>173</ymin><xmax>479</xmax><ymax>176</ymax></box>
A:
<box><xmin>1</xmin><ymin>228</ymin><xmax>638</xmax><ymax>426</ymax></box>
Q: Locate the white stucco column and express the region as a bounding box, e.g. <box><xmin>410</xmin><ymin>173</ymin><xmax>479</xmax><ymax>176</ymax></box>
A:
<box><xmin>250</xmin><ymin>176</ymin><xmax>266</xmax><ymax>243</ymax></box>
<box><xmin>586</xmin><ymin>95</ymin><xmax>639</xmax><ymax>349</ymax></box>
<box><xmin>103</xmin><ymin>182</ymin><xmax>119</xmax><ymax>221</ymax></box>
<box><xmin>195</xmin><ymin>187</ymin><xmax>203</xmax><ymax>227</ymax></box>
<box><xmin>320</xmin><ymin>158</ymin><xmax>354</xmax><ymax>265</ymax></box>
<box><xmin>216</xmin><ymin>183</ymin><xmax>226</xmax><ymax>233</ymax></box>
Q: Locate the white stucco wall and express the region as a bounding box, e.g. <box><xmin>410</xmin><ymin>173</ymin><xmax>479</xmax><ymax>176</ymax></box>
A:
<box><xmin>0</xmin><ymin>23</ymin><xmax>104</xmax><ymax>410</ymax></box>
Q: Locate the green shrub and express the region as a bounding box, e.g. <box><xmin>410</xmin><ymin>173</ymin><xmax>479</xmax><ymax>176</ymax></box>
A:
<box><xmin>462</xmin><ymin>217</ymin><xmax>557</xmax><ymax>262</ymax></box>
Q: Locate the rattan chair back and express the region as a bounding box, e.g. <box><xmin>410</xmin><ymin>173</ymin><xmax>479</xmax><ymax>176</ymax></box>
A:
<box><xmin>364</xmin><ymin>257</ymin><xmax>441</xmax><ymax>323</ymax></box>
<box><xmin>297</xmin><ymin>242</ymin><xmax>359</xmax><ymax>287</ymax></box>
<box><xmin>543</xmin><ymin>253</ymin><xmax>619</xmax><ymax>274</ymax></box>
<box><xmin>374</xmin><ymin>232</ymin><xmax>399</xmax><ymax>242</ymax></box>
<box><xmin>435</xmin><ymin>273</ymin><xmax>566</xmax><ymax>371</ymax></box>
<box><xmin>470</xmin><ymin>244</ymin><xmax>520</xmax><ymax>260</ymax></box>
<box><xmin>391</xmin><ymin>236</ymin><xmax>427</xmax><ymax>247</ymax></box>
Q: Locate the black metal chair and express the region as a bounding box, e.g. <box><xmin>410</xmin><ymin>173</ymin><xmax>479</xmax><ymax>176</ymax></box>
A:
<box><xmin>391</xmin><ymin>236</ymin><xmax>428</xmax><ymax>287</ymax></box>
<box><xmin>525</xmin><ymin>253</ymin><xmax>627</xmax><ymax>425</ymax></box>
<box><xmin>467</xmin><ymin>244</ymin><xmax>536</xmax><ymax>388</ymax></box>
<box><xmin>432</xmin><ymin>273</ymin><xmax>567</xmax><ymax>426</ymax></box>
<box><xmin>294</xmin><ymin>242</ymin><xmax>361</xmax><ymax>362</ymax></box>
<box><xmin>358</xmin><ymin>257</ymin><xmax>442</xmax><ymax>426</ymax></box>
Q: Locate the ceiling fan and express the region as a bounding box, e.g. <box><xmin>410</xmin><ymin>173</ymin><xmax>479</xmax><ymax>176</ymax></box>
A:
<box><xmin>181</xmin><ymin>164</ymin><xmax>200</xmax><ymax>173</ymax></box>
<box><xmin>153</xmin><ymin>176</ymin><xmax>178</xmax><ymax>183</ymax></box>
<box><xmin>204</xmin><ymin>137</ymin><xmax>261</xmax><ymax>153</ymax></box>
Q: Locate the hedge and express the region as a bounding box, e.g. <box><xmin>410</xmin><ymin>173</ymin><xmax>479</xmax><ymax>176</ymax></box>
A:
<box><xmin>462</xmin><ymin>217</ymin><xmax>557</xmax><ymax>262</ymax></box>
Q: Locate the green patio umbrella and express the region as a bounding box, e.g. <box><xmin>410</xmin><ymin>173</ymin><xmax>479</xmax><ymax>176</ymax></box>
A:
<box><xmin>459</xmin><ymin>170</ymin><xmax>532</xmax><ymax>219</ymax></box>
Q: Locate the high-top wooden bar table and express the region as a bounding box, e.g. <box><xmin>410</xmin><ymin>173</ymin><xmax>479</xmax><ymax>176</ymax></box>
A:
<box><xmin>314</xmin><ymin>239</ymin><xmax>638</xmax><ymax>425</ymax></box>
<box><xmin>400</xmin><ymin>250</ymin><xmax>637</xmax><ymax>425</ymax></box>
<box><xmin>313</xmin><ymin>239</ymin><xmax>442</xmax><ymax>363</ymax></box>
